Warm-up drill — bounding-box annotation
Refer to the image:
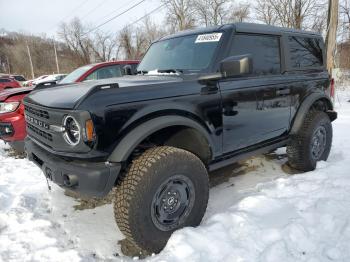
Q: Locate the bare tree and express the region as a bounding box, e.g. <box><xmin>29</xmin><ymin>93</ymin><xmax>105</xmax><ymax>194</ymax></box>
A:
<box><xmin>255</xmin><ymin>0</ymin><xmax>278</xmax><ymax>25</ymax></box>
<box><xmin>142</xmin><ymin>16</ymin><xmax>167</xmax><ymax>46</ymax></box>
<box><xmin>119</xmin><ymin>26</ymin><xmax>147</xmax><ymax>60</ymax></box>
<box><xmin>91</xmin><ymin>31</ymin><xmax>118</xmax><ymax>62</ymax></box>
<box><xmin>230</xmin><ymin>3</ymin><xmax>250</xmax><ymax>23</ymax></box>
<box><xmin>0</xmin><ymin>31</ymin><xmax>81</xmax><ymax>78</ymax></box>
<box><xmin>193</xmin><ymin>0</ymin><xmax>231</xmax><ymax>26</ymax></box>
<box><xmin>162</xmin><ymin>0</ymin><xmax>196</xmax><ymax>32</ymax></box>
<box><xmin>254</xmin><ymin>0</ymin><xmax>327</xmax><ymax>30</ymax></box>
<box><xmin>340</xmin><ymin>0</ymin><xmax>350</xmax><ymax>39</ymax></box>
<box><xmin>58</xmin><ymin>17</ymin><xmax>92</xmax><ymax>64</ymax></box>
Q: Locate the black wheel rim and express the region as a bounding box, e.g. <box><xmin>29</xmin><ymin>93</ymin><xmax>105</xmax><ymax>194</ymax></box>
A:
<box><xmin>311</xmin><ymin>125</ymin><xmax>327</xmax><ymax>160</ymax></box>
<box><xmin>151</xmin><ymin>174</ymin><xmax>195</xmax><ymax>231</ymax></box>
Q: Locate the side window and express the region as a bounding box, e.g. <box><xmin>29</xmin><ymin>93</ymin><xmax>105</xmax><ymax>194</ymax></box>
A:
<box><xmin>229</xmin><ymin>34</ymin><xmax>281</xmax><ymax>76</ymax></box>
<box><xmin>288</xmin><ymin>36</ymin><xmax>323</xmax><ymax>68</ymax></box>
<box><xmin>85</xmin><ymin>65</ymin><xmax>122</xmax><ymax>81</ymax></box>
<box><xmin>0</xmin><ymin>79</ymin><xmax>8</xmax><ymax>83</ymax></box>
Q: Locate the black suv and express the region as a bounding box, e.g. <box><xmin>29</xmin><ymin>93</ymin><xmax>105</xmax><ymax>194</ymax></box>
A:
<box><xmin>24</xmin><ymin>23</ymin><xmax>337</xmax><ymax>254</ymax></box>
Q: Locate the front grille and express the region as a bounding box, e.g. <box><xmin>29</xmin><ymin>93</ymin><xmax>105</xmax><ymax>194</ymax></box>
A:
<box><xmin>25</xmin><ymin>105</ymin><xmax>49</xmax><ymax>119</ymax></box>
<box><xmin>27</xmin><ymin>123</ymin><xmax>53</xmax><ymax>141</ymax></box>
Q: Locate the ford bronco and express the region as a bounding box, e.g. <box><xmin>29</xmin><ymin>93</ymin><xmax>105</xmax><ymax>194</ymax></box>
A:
<box><xmin>24</xmin><ymin>23</ymin><xmax>337</xmax><ymax>254</ymax></box>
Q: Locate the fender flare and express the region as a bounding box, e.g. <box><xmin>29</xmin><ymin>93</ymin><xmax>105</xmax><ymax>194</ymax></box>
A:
<box><xmin>290</xmin><ymin>92</ymin><xmax>334</xmax><ymax>135</ymax></box>
<box><xmin>108</xmin><ymin>115</ymin><xmax>214</xmax><ymax>163</ymax></box>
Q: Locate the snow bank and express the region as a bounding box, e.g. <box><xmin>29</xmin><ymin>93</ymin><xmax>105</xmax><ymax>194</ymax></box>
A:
<box><xmin>0</xmin><ymin>92</ymin><xmax>350</xmax><ymax>261</ymax></box>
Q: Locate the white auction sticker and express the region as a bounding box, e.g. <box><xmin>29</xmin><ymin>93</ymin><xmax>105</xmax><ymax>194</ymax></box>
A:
<box><xmin>195</xmin><ymin>33</ymin><xmax>222</xmax><ymax>43</ymax></box>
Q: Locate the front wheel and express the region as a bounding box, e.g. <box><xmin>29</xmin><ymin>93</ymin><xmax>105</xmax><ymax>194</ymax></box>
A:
<box><xmin>287</xmin><ymin>111</ymin><xmax>333</xmax><ymax>171</ymax></box>
<box><xmin>114</xmin><ymin>146</ymin><xmax>209</xmax><ymax>254</ymax></box>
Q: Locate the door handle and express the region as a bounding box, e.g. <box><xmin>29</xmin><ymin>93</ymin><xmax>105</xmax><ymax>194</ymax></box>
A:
<box><xmin>276</xmin><ymin>88</ymin><xmax>290</xmax><ymax>95</ymax></box>
<box><xmin>201</xmin><ymin>85</ymin><xmax>219</xmax><ymax>95</ymax></box>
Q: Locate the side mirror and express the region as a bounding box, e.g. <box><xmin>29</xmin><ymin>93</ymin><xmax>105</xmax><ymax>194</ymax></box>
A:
<box><xmin>123</xmin><ymin>65</ymin><xmax>132</xmax><ymax>75</ymax></box>
<box><xmin>220</xmin><ymin>54</ymin><xmax>252</xmax><ymax>78</ymax></box>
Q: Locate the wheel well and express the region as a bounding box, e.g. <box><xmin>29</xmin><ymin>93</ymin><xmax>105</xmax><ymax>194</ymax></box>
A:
<box><xmin>127</xmin><ymin>126</ymin><xmax>212</xmax><ymax>166</ymax></box>
<box><xmin>310</xmin><ymin>98</ymin><xmax>336</xmax><ymax>121</ymax></box>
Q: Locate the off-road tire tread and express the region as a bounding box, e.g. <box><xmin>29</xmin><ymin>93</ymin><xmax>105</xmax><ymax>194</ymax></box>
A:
<box><xmin>287</xmin><ymin>110</ymin><xmax>332</xmax><ymax>171</ymax></box>
<box><xmin>113</xmin><ymin>146</ymin><xmax>208</xmax><ymax>253</ymax></box>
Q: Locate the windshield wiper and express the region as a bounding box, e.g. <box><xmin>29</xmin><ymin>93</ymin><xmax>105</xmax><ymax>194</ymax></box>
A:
<box><xmin>137</xmin><ymin>70</ymin><xmax>148</xmax><ymax>75</ymax></box>
<box><xmin>157</xmin><ymin>69</ymin><xmax>183</xmax><ymax>74</ymax></box>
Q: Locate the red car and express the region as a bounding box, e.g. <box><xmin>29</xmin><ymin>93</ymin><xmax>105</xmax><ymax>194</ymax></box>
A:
<box><xmin>0</xmin><ymin>87</ymin><xmax>33</xmax><ymax>152</ymax></box>
<box><xmin>0</xmin><ymin>77</ymin><xmax>21</xmax><ymax>90</ymax></box>
<box><xmin>0</xmin><ymin>60</ymin><xmax>139</xmax><ymax>152</ymax></box>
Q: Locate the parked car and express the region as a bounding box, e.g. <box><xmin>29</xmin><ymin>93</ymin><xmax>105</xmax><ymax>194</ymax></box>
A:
<box><xmin>32</xmin><ymin>74</ymin><xmax>67</xmax><ymax>86</ymax></box>
<box><xmin>10</xmin><ymin>75</ymin><xmax>26</xmax><ymax>85</ymax></box>
<box><xmin>0</xmin><ymin>74</ymin><xmax>26</xmax><ymax>85</ymax></box>
<box><xmin>23</xmin><ymin>23</ymin><xmax>338</xmax><ymax>254</ymax></box>
<box><xmin>0</xmin><ymin>87</ymin><xmax>33</xmax><ymax>152</ymax></box>
<box><xmin>59</xmin><ymin>60</ymin><xmax>139</xmax><ymax>84</ymax></box>
<box><xmin>0</xmin><ymin>60</ymin><xmax>139</xmax><ymax>152</ymax></box>
<box><xmin>23</xmin><ymin>75</ymin><xmax>48</xmax><ymax>87</ymax></box>
<box><xmin>0</xmin><ymin>77</ymin><xmax>21</xmax><ymax>91</ymax></box>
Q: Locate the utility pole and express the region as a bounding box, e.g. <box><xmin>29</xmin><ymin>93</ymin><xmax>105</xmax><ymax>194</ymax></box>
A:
<box><xmin>26</xmin><ymin>43</ymin><xmax>35</xmax><ymax>79</ymax></box>
<box><xmin>53</xmin><ymin>39</ymin><xmax>60</xmax><ymax>74</ymax></box>
<box><xmin>325</xmin><ymin>0</ymin><xmax>339</xmax><ymax>74</ymax></box>
<box><xmin>6</xmin><ymin>56</ymin><xmax>10</xmax><ymax>74</ymax></box>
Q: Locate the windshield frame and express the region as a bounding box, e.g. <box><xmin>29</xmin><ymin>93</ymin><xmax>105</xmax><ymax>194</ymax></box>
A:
<box><xmin>137</xmin><ymin>31</ymin><xmax>227</xmax><ymax>75</ymax></box>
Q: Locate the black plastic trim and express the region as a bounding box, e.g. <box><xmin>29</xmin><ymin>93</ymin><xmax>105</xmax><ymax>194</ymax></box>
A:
<box><xmin>25</xmin><ymin>139</ymin><xmax>121</xmax><ymax>197</ymax></box>
<box><xmin>108</xmin><ymin>115</ymin><xmax>214</xmax><ymax>162</ymax></box>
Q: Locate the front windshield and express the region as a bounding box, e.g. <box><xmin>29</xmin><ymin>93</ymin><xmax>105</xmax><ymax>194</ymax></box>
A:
<box><xmin>137</xmin><ymin>32</ymin><xmax>223</xmax><ymax>73</ymax></box>
<box><xmin>60</xmin><ymin>65</ymin><xmax>94</xmax><ymax>84</ymax></box>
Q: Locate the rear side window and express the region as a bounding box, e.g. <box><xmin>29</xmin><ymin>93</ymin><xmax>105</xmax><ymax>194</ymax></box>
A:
<box><xmin>0</xmin><ymin>78</ymin><xmax>10</xmax><ymax>83</ymax></box>
<box><xmin>288</xmin><ymin>36</ymin><xmax>323</xmax><ymax>68</ymax></box>
<box><xmin>229</xmin><ymin>34</ymin><xmax>281</xmax><ymax>76</ymax></box>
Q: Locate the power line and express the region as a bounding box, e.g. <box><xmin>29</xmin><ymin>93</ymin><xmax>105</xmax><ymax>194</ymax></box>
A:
<box><xmin>47</xmin><ymin>0</ymin><xmax>91</xmax><ymax>32</ymax></box>
<box><xmin>84</xmin><ymin>0</ymin><xmax>147</xmax><ymax>35</ymax></box>
<box><xmin>79</xmin><ymin>0</ymin><xmax>110</xmax><ymax>21</ymax></box>
<box><xmin>127</xmin><ymin>3</ymin><xmax>166</xmax><ymax>26</ymax></box>
<box><xmin>94</xmin><ymin>0</ymin><xmax>140</xmax><ymax>23</ymax></box>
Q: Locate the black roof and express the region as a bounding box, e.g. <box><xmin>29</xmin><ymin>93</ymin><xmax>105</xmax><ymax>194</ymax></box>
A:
<box><xmin>234</xmin><ymin>22</ymin><xmax>321</xmax><ymax>36</ymax></box>
<box><xmin>160</xmin><ymin>22</ymin><xmax>321</xmax><ymax>41</ymax></box>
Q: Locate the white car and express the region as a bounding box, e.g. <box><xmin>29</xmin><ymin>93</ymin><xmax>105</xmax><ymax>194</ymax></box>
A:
<box><xmin>32</xmin><ymin>74</ymin><xmax>67</xmax><ymax>86</ymax></box>
<box><xmin>23</xmin><ymin>75</ymin><xmax>48</xmax><ymax>86</ymax></box>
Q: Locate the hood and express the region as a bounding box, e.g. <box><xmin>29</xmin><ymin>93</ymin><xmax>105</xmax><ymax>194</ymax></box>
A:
<box><xmin>24</xmin><ymin>75</ymin><xmax>183</xmax><ymax>109</ymax></box>
<box><xmin>0</xmin><ymin>87</ymin><xmax>33</xmax><ymax>102</ymax></box>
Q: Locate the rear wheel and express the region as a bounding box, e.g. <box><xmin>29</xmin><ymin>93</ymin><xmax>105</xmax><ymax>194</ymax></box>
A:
<box><xmin>114</xmin><ymin>146</ymin><xmax>209</xmax><ymax>254</ymax></box>
<box><xmin>287</xmin><ymin>111</ymin><xmax>332</xmax><ymax>171</ymax></box>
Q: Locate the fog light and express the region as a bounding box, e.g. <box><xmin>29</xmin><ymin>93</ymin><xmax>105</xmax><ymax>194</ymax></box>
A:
<box><xmin>0</xmin><ymin>123</ymin><xmax>14</xmax><ymax>137</ymax></box>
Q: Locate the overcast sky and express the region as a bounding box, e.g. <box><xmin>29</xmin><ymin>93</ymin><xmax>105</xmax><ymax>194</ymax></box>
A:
<box><xmin>0</xmin><ymin>0</ymin><xmax>166</xmax><ymax>36</ymax></box>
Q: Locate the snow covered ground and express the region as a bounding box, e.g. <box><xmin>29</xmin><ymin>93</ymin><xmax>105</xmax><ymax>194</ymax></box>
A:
<box><xmin>1</xmin><ymin>91</ymin><xmax>350</xmax><ymax>262</ymax></box>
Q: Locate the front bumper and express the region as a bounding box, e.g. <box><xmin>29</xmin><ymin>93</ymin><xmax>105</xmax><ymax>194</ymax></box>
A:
<box><xmin>25</xmin><ymin>139</ymin><xmax>121</xmax><ymax>197</ymax></box>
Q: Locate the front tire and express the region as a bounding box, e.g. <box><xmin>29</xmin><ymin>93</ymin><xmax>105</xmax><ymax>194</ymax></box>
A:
<box><xmin>114</xmin><ymin>146</ymin><xmax>209</xmax><ymax>254</ymax></box>
<box><xmin>287</xmin><ymin>111</ymin><xmax>333</xmax><ymax>171</ymax></box>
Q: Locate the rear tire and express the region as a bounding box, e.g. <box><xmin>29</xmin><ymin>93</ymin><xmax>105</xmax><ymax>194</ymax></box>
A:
<box><xmin>287</xmin><ymin>111</ymin><xmax>332</xmax><ymax>171</ymax></box>
<box><xmin>114</xmin><ymin>146</ymin><xmax>209</xmax><ymax>254</ymax></box>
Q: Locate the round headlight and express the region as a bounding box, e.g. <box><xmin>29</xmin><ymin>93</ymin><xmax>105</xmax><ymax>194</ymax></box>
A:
<box><xmin>63</xmin><ymin>116</ymin><xmax>81</xmax><ymax>146</ymax></box>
